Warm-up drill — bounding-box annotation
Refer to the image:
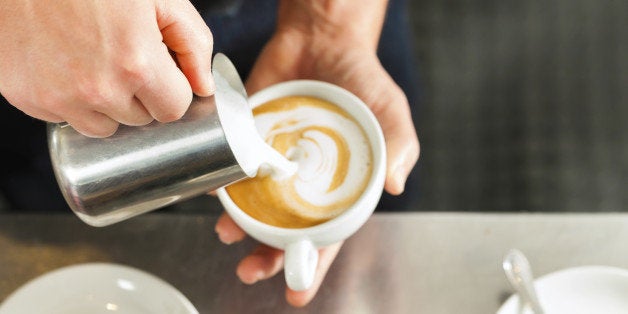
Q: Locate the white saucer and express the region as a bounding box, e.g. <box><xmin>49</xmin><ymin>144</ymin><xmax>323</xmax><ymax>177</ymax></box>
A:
<box><xmin>0</xmin><ymin>263</ymin><xmax>199</xmax><ymax>314</ymax></box>
<box><xmin>497</xmin><ymin>265</ymin><xmax>628</xmax><ymax>314</ymax></box>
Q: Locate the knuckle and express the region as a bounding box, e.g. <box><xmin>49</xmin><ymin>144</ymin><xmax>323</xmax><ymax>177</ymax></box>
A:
<box><xmin>36</xmin><ymin>92</ymin><xmax>64</xmax><ymax>113</ymax></box>
<box><xmin>76</xmin><ymin>80</ymin><xmax>115</xmax><ymax>108</ymax></box>
<box><xmin>153</xmin><ymin>106</ymin><xmax>186</xmax><ymax>123</ymax></box>
<box><xmin>7</xmin><ymin>88</ymin><xmax>60</xmax><ymax>113</ymax></box>
<box><xmin>134</xmin><ymin>113</ymin><xmax>155</xmax><ymax>126</ymax></box>
<box><xmin>123</xmin><ymin>112</ymin><xmax>154</xmax><ymax>127</ymax></box>
<box><xmin>75</xmin><ymin>120</ymin><xmax>119</xmax><ymax>138</ymax></box>
<box><xmin>152</xmin><ymin>94</ymin><xmax>191</xmax><ymax>122</ymax></box>
<box><xmin>198</xmin><ymin>28</ymin><xmax>214</xmax><ymax>52</ymax></box>
<box><xmin>2</xmin><ymin>91</ymin><xmax>30</xmax><ymax>109</ymax></box>
<box><xmin>118</xmin><ymin>51</ymin><xmax>153</xmax><ymax>87</ymax></box>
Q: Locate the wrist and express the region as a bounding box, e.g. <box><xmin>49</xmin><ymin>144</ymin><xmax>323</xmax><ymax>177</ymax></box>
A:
<box><xmin>276</xmin><ymin>0</ymin><xmax>388</xmax><ymax>52</ymax></box>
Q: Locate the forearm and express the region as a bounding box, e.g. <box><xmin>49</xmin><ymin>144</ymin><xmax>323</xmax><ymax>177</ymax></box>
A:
<box><xmin>276</xmin><ymin>0</ymin><xmax>389</xmax><ymax>51</ymax></box>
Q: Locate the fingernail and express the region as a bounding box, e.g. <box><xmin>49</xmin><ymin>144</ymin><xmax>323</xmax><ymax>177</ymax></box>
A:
<box><xmin>207</xmin><ymin>75</ymin><xmax>216</xmax><ymax>95</ymax></box>
<box><xmin>215</xmin><ymin>226</ymin><xmax>235</xmax><ymax>245</ymax></box>
<box><xmin>219</xmin><ymin>234</ymin><xmax>235</xmax><ymax>245</ymax></box>
<box><xmin>240</xmin><ymin>270</ymin><xmax>264</xmax><ymax>285</ymax></box>
<box><xmin>394</xmin><ymin>166</ymin><xmax>407</xmax><ymax>193</ymax></box>
<box><xmin>255</xmin><ymin>270</ymin><xmax>265</xmax><ymax>281</ymax></box>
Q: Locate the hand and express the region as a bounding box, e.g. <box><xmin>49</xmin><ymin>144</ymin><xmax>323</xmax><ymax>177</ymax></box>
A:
<box><xmin>215</xmin><ymin>213</ymin><xmax>343</xmax><ymax>307</ymax></box>
<box><xmin>247</xmin><ymin>34</ymin><xmax>420</xmax><ymax>193</ymax></box>
<box><xmin>0</xmin><ymin>0</ymin><xmax>214</xmax><ymax>137</ymax></box>
<box><xmin>215</xmin><ymin>11</ymin><xmax>419</xmax><ymax>310</ymax></box>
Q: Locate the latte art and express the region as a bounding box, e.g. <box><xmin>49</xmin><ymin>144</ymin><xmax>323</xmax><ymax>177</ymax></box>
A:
<box><xmin>226</xmin><ymin>96</ymin><xmax>373</xmax><ymax>228</ymax></box>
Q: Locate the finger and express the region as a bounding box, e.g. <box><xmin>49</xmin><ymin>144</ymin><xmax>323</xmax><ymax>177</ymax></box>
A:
<box><xmin>156</xmin><ymin>0</ymin><xmax>215</xmax><ymax>96</ymax></box>
<box><xmin>236</xmin><ymin>245</ymin><xmax>284</xmax><ymax>285</ymax></box>
<box><xmin>215</xmin><ymin>212</ymin><xmax>247</xmax><ymax>244</ymax></box>
<box><xmin>361</xmin><ymin>69</ymin><xmax>420</xmax><ymax>195</ymax></box>
<box><xmin>134</xmin><ymin>43</ymin><xmax>193</xmax><ymax>123</ymax></box>
<box><xmin>14</xmin><ymin>103</ymin><xmax>64</xmax><ymax>123</ymax></box>
<box><xmin>101</xmin><ymin>96</ymin><xmax>153</xmax><ymax>126</ymax></box>
<box><xmin>286</xmin><ymin>242</ymin><xmax>343</xmax><ymax>307</ymax></box>
<box><xmin>65</xmin><ymin>111</ymin><xmax>120</xmax><ymax>138</ymax></box>
<box><xmin>376</xmin><ymin>94</ymin><xmax>420</xmax><ymax>195</ymax></box>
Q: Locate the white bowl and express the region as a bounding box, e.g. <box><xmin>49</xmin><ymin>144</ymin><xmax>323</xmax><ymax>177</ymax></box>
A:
<box><xmin>498</xmin><ymin>265</ymin><xmax>628</xmax><ymax>314</ymax></box>
<box><xmin>0</xmin><ymin>263</ymin><xmax>198</xmax><ymax>314</ymax></box>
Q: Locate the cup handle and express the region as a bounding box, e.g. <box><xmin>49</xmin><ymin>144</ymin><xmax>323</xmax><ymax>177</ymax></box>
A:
<box><xmin>284</xmin><ymin>239</ymin><xmax>318</xmax><ymax>291</ymax></box>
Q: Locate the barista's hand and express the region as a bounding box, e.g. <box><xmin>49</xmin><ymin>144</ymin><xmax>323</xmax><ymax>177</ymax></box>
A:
<box><xmin>215</xmin><ymin>0</ymin><xmax>419</xmax><ymax>307</ymax></box>
<box><xmin>215</xmin><ymin>213</ymin><xmax>343</xmax><ymax>307</ymax></box>
<box><xmin>0</xmin><ymin>0</ymin><xmax>214</xmax><ymax>138</ymax></box>
<box><xmin>247</xmin><ymin>4</ymin><xmax>420</xmax><ymax>196</ymax></box>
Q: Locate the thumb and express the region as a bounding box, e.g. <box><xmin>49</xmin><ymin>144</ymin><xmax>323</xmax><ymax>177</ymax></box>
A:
<box><xmin>156</xmin><ymin>0</ymin><xmax>215</xmax><ymax>96</ymax></box>
<box><xmin>370</xmin><ymin>81</ymin><xmax>419</xmax><ymax>195</ymax></box>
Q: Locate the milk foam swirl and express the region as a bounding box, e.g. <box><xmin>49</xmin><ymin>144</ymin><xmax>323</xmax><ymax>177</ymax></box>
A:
<box><xmin>226</xmin><ymin>96</ymin><xmax>373</xmax><ymax>228</ymax></box>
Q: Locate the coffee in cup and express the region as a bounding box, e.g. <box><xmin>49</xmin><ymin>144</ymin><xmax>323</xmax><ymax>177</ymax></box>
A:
<box><xmin>217</xmin><ymin>80</ymin><xmax>386</xmax><ymax>291</ymax></box>
<box><xmin>225</xmin><ymin>95</ymin><xmax>373</xmax><ymax>228</ymax></box>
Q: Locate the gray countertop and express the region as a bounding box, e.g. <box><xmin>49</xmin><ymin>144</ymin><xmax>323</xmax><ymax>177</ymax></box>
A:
<box><xmin>2</xmin><ymin>212</ymin><xmax>628</xmax><ymax>313</ymax></box>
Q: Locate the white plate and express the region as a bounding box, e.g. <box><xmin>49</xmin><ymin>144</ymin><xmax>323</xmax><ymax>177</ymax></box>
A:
<box><xmin>497</xmin><ymin>265</ymin><xmax>628</xmax><ymax>314</ymax></box>
<box><xmin>0</xmin><ymin>263</ymin><xmax>199</xmax><ymax>314</ymax></box>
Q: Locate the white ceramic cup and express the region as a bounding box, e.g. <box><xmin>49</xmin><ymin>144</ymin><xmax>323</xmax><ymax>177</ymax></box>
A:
<box><xmin>217</xmin><ymin>80</ymin><xmax>386</xmax><ymax>291</ymax></box>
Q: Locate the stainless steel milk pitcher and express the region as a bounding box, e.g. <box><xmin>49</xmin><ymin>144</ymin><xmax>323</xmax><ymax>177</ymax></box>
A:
<box><xmin>48</xmin><ymin>53</ymin><xmax>260</xmax><ymax>226</ymax></box>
